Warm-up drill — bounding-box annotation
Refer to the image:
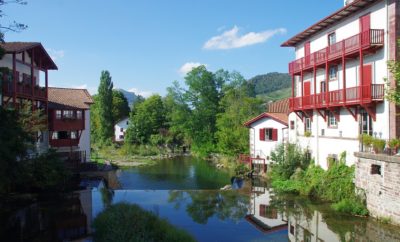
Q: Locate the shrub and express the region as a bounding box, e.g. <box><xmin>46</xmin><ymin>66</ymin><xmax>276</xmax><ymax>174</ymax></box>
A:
<box><xmin>304</xmin><ymin>131</ymin><xmax>312</xmax><ymax>137</ymax></box>
<box><xmin>332</xmin><ymin>198</ymin><xmax>369</xmax><ymax>216</ymax></box>
<box><xmin>93</xmin><ymin>203</ymin><xmax>196</xmax><ymax>242</ymax></box>
<box><xmin>234</xmin><ymin>163</ymin><xmax>250</xmax><ymax>178</ymax></box>
<box><xmin>359</xmin><ymin>134</ymin><xmax>373</xmax><ymax>151</ymax></box>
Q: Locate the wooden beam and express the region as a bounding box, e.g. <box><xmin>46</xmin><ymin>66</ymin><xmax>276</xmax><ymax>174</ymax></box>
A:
<box><xmin>344</xmin><ymin>106</ymin><xmax>357</xmax><ymax>121</ymax></box>
<box><xmin>328</xmin><ymin>107</ymin><xmax>341</xmax><ymax>122</ymax></box>
<box><xmin>316</xmin><ymin>109</ymin><xmax>327</xmax><ymax>122</ymax></box>
<box><xmin>361</xmin><ymin>104</ymin><xmax>376</xmax><ymax>121</ymax></box>
<box><xmin>295</xmin><ymin>111</ymin><xmax>303</xmax><ymax>120</ymax></box>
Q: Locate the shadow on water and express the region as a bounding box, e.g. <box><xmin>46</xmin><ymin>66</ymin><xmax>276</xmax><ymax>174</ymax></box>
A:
<box><xmin>2</xmin><ymin>157</ymin><xmax>400</xmax><ymax>241</ymax></box>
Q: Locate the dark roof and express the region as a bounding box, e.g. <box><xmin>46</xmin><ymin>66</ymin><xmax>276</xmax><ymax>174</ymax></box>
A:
<box><xmin>267</xmin><ymin>98</ymin><xmax>290</xmax><ymax>114</ymax></box>
<box><xmin>244</xmin><ymin>112</ymin><xmax>288</xmax><ymax>127</ymax></box>
<box><xmin>48</xmin><ymin>87</ymin><xmax>94</xmax><ymax>110</ymax></box>
<box><xmin>0</xmin><ymin>42</ymin><xmax>58</xmax><ymax>70</ymax></box>
<box><xmin>281</xmin><ymin>0</ymin><xmax>381</xmax><ymax>47</ymax></box>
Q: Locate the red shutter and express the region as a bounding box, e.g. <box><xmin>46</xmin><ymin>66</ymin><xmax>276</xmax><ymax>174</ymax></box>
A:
<box><xmin>272</xmin><ymin>129</ymin><xmax>278</xmax><ymax>141</ymax></box>
<box><xmin>259</xmin><ymin>128</ymin><xmax>265</xmax><ymax>141</ymax></box>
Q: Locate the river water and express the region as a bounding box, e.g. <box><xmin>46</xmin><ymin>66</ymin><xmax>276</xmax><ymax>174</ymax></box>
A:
<box><xmin>1</xmin><ymin>157</ymin><xmax>400</xmax><ymax>241</ymax></box>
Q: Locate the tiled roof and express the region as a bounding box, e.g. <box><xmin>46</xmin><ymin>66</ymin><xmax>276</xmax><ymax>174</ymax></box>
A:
<box><xmin>0</xmin><ymin>42</ymin><xmax>58</xmax><ymax>70</ymax></box>
<box><xmin>244</xmin><ymin>112</ymin><xmax>288</xmax><ymax>127</ymax></box>
<box><xmin>267</xmin><ymin>98</ymin><xmax>290</xmax><ymax>114</ymax></box>
<box><xmin>281</xmin><ymin>0</ymin><xmax>380</xmax><ymax>47</ymax></box>
<box><xmin>48</xmin><ymin>87</ymin><xmax>94</xmax><ymax>109</ymax></box>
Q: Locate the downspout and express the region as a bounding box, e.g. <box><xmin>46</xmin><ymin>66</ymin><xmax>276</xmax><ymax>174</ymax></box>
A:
<box><xmin>251</xmin><ymin>127</ymin><xmax>255</xmax><ymax>157</ymax></box>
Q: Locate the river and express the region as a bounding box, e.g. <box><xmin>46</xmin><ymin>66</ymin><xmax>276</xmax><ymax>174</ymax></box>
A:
<box><xmin>1</xmin><ymin>156</ymin><xmax>400</xmax><ymax>241</ymax></box>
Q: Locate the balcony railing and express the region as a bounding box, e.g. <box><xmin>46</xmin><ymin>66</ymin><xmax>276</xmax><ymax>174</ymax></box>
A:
<box><xmin>49</xmin><ymin>138</ymin><xmax>80</xmax><ymax>147</ymax></box>
<box><xmin>289</xmin><ymin>84</ymin><xmax>384</xmax><ymax>110</ymax></box>
<box><xmin>289</xmin><ymin>29</ymin><xmax>384</xmax><ymax>74</ymax></box>
<box><xmin>2</xmin><ymin>81</ymin><xmax>46</xmax><ymax>99</ymax></box>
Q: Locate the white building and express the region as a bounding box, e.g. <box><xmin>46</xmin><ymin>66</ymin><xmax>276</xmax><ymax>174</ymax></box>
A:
<box><xmin>244</xmin><ymin>99</ymin><xmax>289</xmax><ymax>170</ymax></box>
<box><xmin>114</xmin><ymin>117</ymin><xmax>129</xmax><ymax>142</ymax></box>
<box><xmin>281</xmin><ymin>0</ymin><xmax>399</xmax><ymax>169</ymax></box>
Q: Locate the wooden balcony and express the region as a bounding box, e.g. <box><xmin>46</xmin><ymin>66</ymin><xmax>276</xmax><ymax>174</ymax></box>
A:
<box><xmin>289</xmin><ymin>29</ymin><xmax>384</xmax><ymax>74</ymax></box>
<box><xmin>49</xmin><ymin>117</ymin><xmax>85</xmax><ymax>131</ymax></box>
<box><xmin>289</xmin><ymin>84</ymin><xmax>384</xmax><ymax>111</ymax></box>
<box><xmin>2</xmin><ymin>81</ymin><xmax>46</xmax><ymax>100</ymax></box>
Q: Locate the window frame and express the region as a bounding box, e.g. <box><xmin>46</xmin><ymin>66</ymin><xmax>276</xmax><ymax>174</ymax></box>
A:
<box><xmin>328</xmin><ymin>32</ymin><xmax>336</xmax><ymax>46</ymax></box>
<box><xmin>327</xmin><ymin>111</ymin><xmax>338</xmax><ymax>128</ymax></box>
<box><xmin>56</xmin><ymin>110</ymin><xmax>62</xmax><ymax>119</ymax></box>
<box><xmin>329</xmin><ymin>65</ymin><xmax>338</xmax><ymax>80</ymax></box>
<box><xmin>305</xmin><ymin>118</ymin><xmax>312</xmax><ymax>133</ymax></box>
<box><xmin>76</xmin><ymin>110</ymin><xmax>82</xmax><ymax>119</ymax></box>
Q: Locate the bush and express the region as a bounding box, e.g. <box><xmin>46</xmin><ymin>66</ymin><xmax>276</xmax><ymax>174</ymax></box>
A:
<box><xmin>372</xmin><ymin>138</ymin><xmax>386</xmax><ymax>154</ymax></box>
<box><xmin>332</xmin><ymin>199</ymin><xmax>369</xmax><ymax>216</ymax></box>
<box><xmin>93</xmin><ymin>203</ymin><xmax>196</xmax><ymax>242</ymax></box>
<box><xmin>234</xmin><ymin>163</ymin><xmax>250</xmax><ymax>178</ymax></box>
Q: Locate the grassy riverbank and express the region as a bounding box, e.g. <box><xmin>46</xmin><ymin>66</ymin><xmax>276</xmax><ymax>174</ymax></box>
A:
<box><xmin>268</xmin><ymin>143</ymin><xmax>368</xmax><ymax>216</ymax></box>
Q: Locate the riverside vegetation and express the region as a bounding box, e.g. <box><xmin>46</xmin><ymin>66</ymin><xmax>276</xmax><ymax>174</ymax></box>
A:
<box><xmin>268</xmin><ymin>143</ymin><xmax>368</xmax><ymax>216</ymax></box>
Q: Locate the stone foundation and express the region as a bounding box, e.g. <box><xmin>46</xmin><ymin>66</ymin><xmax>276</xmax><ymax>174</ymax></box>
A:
<box><xmin>354</xmin><ymin>152</ymin><xmax>400</xmax><ymax>225</ymax></box>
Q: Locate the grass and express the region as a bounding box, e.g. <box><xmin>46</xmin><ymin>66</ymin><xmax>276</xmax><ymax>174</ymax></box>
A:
<box><xmin>93</xmin><ymin>203</ymin><xmax>196</xmax><ymax>242</ymax></box>
<box><xmin>257</xmin><ymin>87</ymin><xmax>291</xmax><ymax>103</ymax></box>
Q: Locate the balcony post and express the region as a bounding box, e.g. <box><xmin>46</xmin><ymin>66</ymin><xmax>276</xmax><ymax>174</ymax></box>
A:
<box><xmin>342</xmin><ymin>41</ymin><xmax>346</xmax><ymax>104</ymax></box>
<box><xmin>301</xmin><ymin>71</ymin><xmax>304</xmax><ymax>108</ymax></box>
<box><xmin>12</xmin><ymin>53</ymin><xmax>17</xmax><ymax>108</ymax></box>
<box><xmin>31</xmin><ymin>49</ymin><xmax>35</xmax><ymax>102</ymax></box>
<box><xmin>325</xmin><ymin>59</ymin><xmax>329</xmax><ymax>106</ymax></box>
<box><xmin>313</xmin><ymin>65</ymin><xmax>317</xmax><ymax>107</ymax></box>
<box><xmin>45</xmin><ymin>69</ymin><xmax>49</xmax><ymax>120</ymax></box>
<box><xmin>359</xmin><ymin>48</ymin><xmax>364</xmax><ymax>103</ymax></box>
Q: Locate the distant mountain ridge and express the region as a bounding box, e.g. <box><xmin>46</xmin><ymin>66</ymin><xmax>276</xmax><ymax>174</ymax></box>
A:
<box><xmin>115</xmin><ymin>88</ymin><xmax>142</xmax><ymax>107</ymax></box>
<box><xmin>248</xmin><ymin>72</ymin><xmax>291</xmax><ymax>103</ymax></box>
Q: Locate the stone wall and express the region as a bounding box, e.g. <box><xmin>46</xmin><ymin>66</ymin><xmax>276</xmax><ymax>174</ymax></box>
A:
<box><xmin>354</xmin><ymin>152</ymin><xmax>400</xmax><ymax>225</ymax></box>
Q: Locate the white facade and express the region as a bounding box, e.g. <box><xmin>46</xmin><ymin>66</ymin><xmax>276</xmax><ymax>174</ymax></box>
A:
<box><xmin>114</xmin><ymin>117</ymin><xmax>129</xmax><ymax>142</ymax></box>
<box><xmin>247</xmin><ymin>115</ymin><xmax>288</xmax><ymax>164</ymax></box>
<box><xmin>287</xmin><ymin>0</ymin><xmax>392</xmax><ymax>169</ymax></box>
<box><xmin>80</xmin><ymin>110</ymin><xmax>91</xmax><ymax>162</ymax></box>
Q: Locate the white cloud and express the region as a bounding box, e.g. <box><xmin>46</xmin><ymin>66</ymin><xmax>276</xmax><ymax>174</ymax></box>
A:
<box><xmin>128</xmin><ymin>87</ymin><xmax>153</xmax><ymax>98</ymax></box>
<box><xmin>73</xmin><ymin>84</ymin><xmax>87</xmax><ymax>89</ymax></box>
<box><xmin>72</xmin><ymin>84</ymin><xmax>97</xmax><ymax>94</ymax></box>
<box><xmin>178</xmin><ymin>62</ymin><xmax>207</xmax><ymax>76</ymax></box>
<box><xmin>203</xmin><ymin>26</ymin><xmax>287</xmax><ymax>50</ymax></box>
<box><xmin>46</xmin><ymin>49</ymin><xmax>65</xmax><ymax>61</ymax></box>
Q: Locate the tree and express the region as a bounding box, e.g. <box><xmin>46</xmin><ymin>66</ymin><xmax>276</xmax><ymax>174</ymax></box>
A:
<box><xmin>183</xmin><ymin>66</ymin><xmax>224</xmax><ymax>154</ymax></box>
<box><xmin>112</xmin><ymin>89</ymin><xmax>130</xmax><ymax>124</ymax></box>
<box><xmin>0</xmin><ymin>0</ymin><xmax>28</xmax><ymax>43</ymax></box>
<box><xmin>216</xmin><ymin>72</ymin><xmax>263</xmax><ymax>155</ymax></box>
<box><xmin>125</xmin><ymin>94</ymin><xmax>166</xmax><ymax>144</ymax></box>
<box><xmin>386</xmin><ymin>50</ymin><xmax>400</xmax><ymax>105</ymax></box>
<box><xmin>97</xmin><ymin>71</ymin><xmax>114</xmax><ymax>144</ymax></box>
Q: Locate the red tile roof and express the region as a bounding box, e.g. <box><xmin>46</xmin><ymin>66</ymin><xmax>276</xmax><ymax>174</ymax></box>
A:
<box><xmin>0</xmin><ymin>42</ymin><xmax>58</xmax><ymax>70</ymax></box>
<box><xmin>281</xmin><ymin>0</ymin><xmax>380</xmax><ymax>47</ymax></box>
<box><xmin>48</xmin><ymin>87</ymin><xmax>94</xmax><ymax>110</ymax></box>
<box><xmin>267</xmin><ymin>98</ymin><xmax>290</xmax><ymax>114</ymax></box>
<box><xmin>244</xmin><ymin>112</ymin><xmax>288</xmax><ymax>127</ymax></box>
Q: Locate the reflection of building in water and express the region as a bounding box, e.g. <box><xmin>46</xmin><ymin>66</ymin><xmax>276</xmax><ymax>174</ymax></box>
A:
<box><xmin>288</xmin><ymin>211</ymin><xmax>341</xmax><ymax>242</ymax></box>
<box><xmin>246</xmin><ymin>185</ymin><xmax>288</xmax><ymax>234</ymax></box>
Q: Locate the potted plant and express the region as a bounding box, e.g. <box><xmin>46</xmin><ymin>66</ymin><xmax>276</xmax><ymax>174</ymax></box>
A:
<box><xmin>304</xmin><ymin>131</ymin><xmax>312</xmax><ymax>137</ymax></box>
<box><xmin>372</xmin><ymin>138</ymin><xmax>386</xmax><ymax>154</ymax></box>
<box><xmin>389</xmin><ymin>138</ymin><xmax>400</xmax><ymax>155</ymax></box>
<box><xmin>359</xmin><ymin>134</ymin><xmax>373</xmax><ymax>152</ymax></box>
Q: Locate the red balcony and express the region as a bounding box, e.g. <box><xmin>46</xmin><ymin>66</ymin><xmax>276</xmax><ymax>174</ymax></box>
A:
<box><xmin>49</xmin><ymin>117</ymin><xmax>85</xmax><ymax>131</ymax></box>
<box><xmin>49</xmin><ymin>138</ymin><xmax>79</xmax><ymax>147</ymax></box>
<box><xmin>289</xmin><ymin>84</ymin><xmax>384</xmax><ymax>111</ymax></box>
<box><xmin>2</xmin><ymin>81</ymin><xmax>46</xmax><ymax>100</ymax></box>
<box><xmin>289</xmin><ymin>29</ymin><xmax>384</xmax><ymax>74</ymax></box>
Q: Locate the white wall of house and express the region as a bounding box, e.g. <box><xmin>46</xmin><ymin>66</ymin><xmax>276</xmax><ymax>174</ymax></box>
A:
<box><xmin>0</xmin><ymin>53</ymin><xmax>41</xmax><ymax>85</ymax></box>
<box><xmin>79</xmin><ymin>110</ymin><xmax>91</xmax><ymax>162</ymax></box>
<box><xmin>288</xmin><ymin>1</ymin><xmax>391</xmax><ymax>169</ymax></box>
<box><xmin>248</xmin><ymin>117</ymin><xmax>288</xmax><ymax>164</ymax></box>
<box><xmin>114</xmin><ymin>117</ymin><xmax>129</xmax><ymax>142</ymax></box>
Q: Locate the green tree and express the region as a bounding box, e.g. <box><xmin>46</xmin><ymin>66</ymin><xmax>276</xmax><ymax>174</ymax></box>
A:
<box><xmin>97</xmin><ymin>71</ymin><xmax>114</xmax><ymax>144</ymax></box>
<box><xmin>183</xmin><ymin>66</ymin><xmax>224</xmax><ymax>154</ymax></box>
<box><xmin>386</xmin><ymin>52</ymin><xmax>400</xmax><ymax>105</ymax></box>
<box><xmin>216</xmin><ymin>72</ymin><xmax>263</xmax><ymax>155</ymax></box>
<box><xmin>112</xmin><ymin>89</ymin><xmax>130</xmax><ymax>124</ymax></box>
<box><xmin>125</xmin><ymin>94</ymin><xmax>166</xmax><ymax>144</ymax></box>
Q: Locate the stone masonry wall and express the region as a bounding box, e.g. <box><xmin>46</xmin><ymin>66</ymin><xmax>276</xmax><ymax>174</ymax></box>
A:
<box><xmin>354</xmin><ymin>152</ymin><xmax>400</xmax><ymax>225</ymax></box>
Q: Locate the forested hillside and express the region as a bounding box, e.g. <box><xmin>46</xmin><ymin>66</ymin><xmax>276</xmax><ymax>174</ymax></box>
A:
<box><xmin>248</xmin><ymin>72</ymin><xmax>291</xmax><ymax>102</ymax></box>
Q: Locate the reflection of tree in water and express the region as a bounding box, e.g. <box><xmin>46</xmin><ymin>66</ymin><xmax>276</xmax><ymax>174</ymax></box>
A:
<box><xmin>168</xmin><ymin>190</ymin><xmax>250</xmax><ymax>224</ymax></box>
<box><xmin>269</xmin><ymin>193</ymin><xmax>400</xmax><ymax>242</ymax></box>
<box><xmin>100</xmin><ymin>188</ymin><xmax>114</xmax><ymax>208</ymax></box>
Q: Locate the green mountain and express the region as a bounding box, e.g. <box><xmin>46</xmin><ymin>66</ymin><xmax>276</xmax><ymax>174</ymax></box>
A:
<box><xmin>248</xmin><ymin>72</ymin><xmax>291</xmax><ymax>102</ymax></box>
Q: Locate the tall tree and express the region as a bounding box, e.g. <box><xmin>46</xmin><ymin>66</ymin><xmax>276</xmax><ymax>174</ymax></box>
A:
<box><xmin>216</xmin><ymin>72</ymin><xmax>263</xmax><ymax>155</ymax></box>
<box><xmin>112</xmin><ymin>89</ymin><xmax>130</xmax><ymax>124</ymax></box>
<box><xmin>97</xmin><ymin>71</ymin><xmax>114</xmax><ymax>143</ymax></box>
<box><xmin>183</xmin><ymin>66</ymin><xmax>224</xmax><ymax>154</ymax></box>
<box><xmin>125</xmin><ymin>94</ymin><xmax>166</xmax><ymax>144</ymax></box>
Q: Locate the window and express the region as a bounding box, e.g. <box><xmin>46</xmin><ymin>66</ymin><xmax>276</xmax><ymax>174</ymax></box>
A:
<box><xmin>119</xmin><ymin>135</ymin><xmax>124</xmax><ymax>139</ymax></box>
<box><xmin>259</xmin><ymin>128</ymin><xmax>277</xmax><ymax>141</ymax></box>
<box><xmin>120</xmin><ymin>128</ymin><xmax>124</xmax><ymax>132</ymax></box>
<box><xmin>63</xmin><ymin>110</ymin><xmax>74</xmax><ymax>119</ymax></box>
<box><xmin>52</xmin><ymin>132</ymin><xmax>58</xmax><ymax>140</ymax></box>
<box><xmin>371</xmin><ymin>164</ymin><xmax>381</xmax><ymax>175</ymax></box>
<box><xmin>305</xmin><ymin>118</ymin><xmax>312</xmax><ymax>133</ymax></box>
<box><xmin>329</xmin><ymin>66</ymin><xmax>338</xmax><ymax>80</ymax></box>
<box><xmin>328</xmin><ymin>32</ymin><xmax>336</xmax><ymax>46</ymax></box>
<box><xmin>126</xmin><ymin>121</ymin><xmax>129</xmax><ymax>125</ymax></box>
<box><xmin>320</xmin><ymin>81</ymin><xmax>326</xmax><ymax>93</ymax></box>
<box><xmin>58</xmin><ymin>131</ymin><xmax>69</xmax><ymax>139</ymax></box>
<box><xmin>71</xmin><ymin>131</ymin><xmax>77</xmax><ymax>139</ymax></box>
<box><xmin>290</xmin><ymin>225</ymin><xmax>295</xmax><ymax>235</ymax></box>
<box><xmin>259</xmin><ymin>205</ymin><xmax>278</xmax><ymax>219</ymax></box>
<box><xmin>360</xmin><ymin>109</ymin><xmax>373</xmax><ymax>135</ymax></box>
<box><xmin>56</xmin><ymin>110</ymin><xmax>62</xmax><ymax>119</ymax></box>
<box><xmin>76</xmin><ymin>110</ymin><xmax>82</xmax><ymax>119</ymax></box>
<box><xmin>328</xmin><ymin>111</ymin><xmax>338</xmax><ymax>128</ymax></box>
<box><xmin>290</xmin><ymin>120</ymin><xmax>295</xmax><ymax>130</ymax></box>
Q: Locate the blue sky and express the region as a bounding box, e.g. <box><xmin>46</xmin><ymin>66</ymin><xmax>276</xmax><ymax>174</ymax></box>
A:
<box><xmin>3</xmin><ymin>0</ymin><xmax>342</xmax><ymax>96</ymax></box>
